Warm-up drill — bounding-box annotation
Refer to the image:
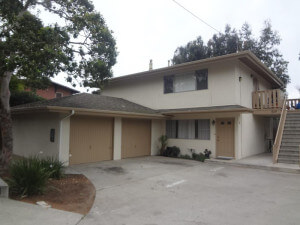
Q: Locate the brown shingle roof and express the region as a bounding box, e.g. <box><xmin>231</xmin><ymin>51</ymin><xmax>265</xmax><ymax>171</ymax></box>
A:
<box><xmin>12</xmin><ymin>93</ymin><xmax>158</xmax><ymax>115</ymax></box>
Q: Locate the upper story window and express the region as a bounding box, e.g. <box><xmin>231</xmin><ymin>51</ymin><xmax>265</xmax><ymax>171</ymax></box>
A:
<box><xmin>164</xmin><ymin>69</ymin><xmax>208</xmax><ymax>94</ymax></box>
<box><xmin>55</xmin><ymin>92</ymin><xmax>63</xmax><ymax>98</ymax></box>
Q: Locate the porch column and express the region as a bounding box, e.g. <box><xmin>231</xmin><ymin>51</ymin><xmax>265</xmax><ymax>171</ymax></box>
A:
<box><xmin>113</xmin><ymin>117</ymin><xmax>122</xmax><ymax>160</ymax></box>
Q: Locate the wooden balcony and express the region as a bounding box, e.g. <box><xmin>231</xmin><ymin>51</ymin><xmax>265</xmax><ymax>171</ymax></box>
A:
<box><xmin>252</xmin><ymin>89</ymin><xmax>285</xmax><ymax>115</ymax></box>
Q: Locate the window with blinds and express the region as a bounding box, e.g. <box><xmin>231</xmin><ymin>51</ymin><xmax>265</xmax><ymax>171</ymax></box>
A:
<box><xmin>163</xmin><ymin>69</ymin><xmax>208</xmax><ymax>94</ymax></box>
<box><xmin>166</xmin><ymin>119</ymin><xmax>210</xmax><ymax>140</ymax></box>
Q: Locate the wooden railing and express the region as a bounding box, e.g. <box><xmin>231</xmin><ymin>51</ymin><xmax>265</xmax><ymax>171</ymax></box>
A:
<box><xmin>252</xmin><ymin>89</ymin><xmax>284</xmax><ymax>110</ymax></box>
<box><xmin>272</xmin><ymin>97</ymin><xmax>287</xmax><ymax>163</ymax></box>
<box><xmin>286</xmin><ymin>99</ymin><xmax>300</xmax><ymax>110</ymax></box>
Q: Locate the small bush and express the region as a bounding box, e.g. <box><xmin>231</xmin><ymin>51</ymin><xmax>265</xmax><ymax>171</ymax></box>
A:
<box><xmin>162</xmin><ymin>146</ymin><xmax>180</xmax><ymax>158</ymax></box>
<box><xmin>192</xmin><ymin>152</ymin><xmax>206</xmax><ymax>162</ymax></box>
<box><xmin>204</xmin><ymin>149</ymin><xmax>212</xmax><ymax>159</ymax></box>
<box><xmin>179</xmin><ymin>154</ymin><xmax>192</xmax><ymax>160</ymax></box>
<box><xmin>40</xmin><ymin>157</ymin><xmax>65</xmax><ymax>179</ymax></box>
<box><xmin>158</xmin><ymin>135</ymin><xmax>168</xmax><ymax>155</ymax></box>
<box><xmin>10</xmin><ymin>91</ymin><xmax>45</xmax><ymax>107</ymax></box>
<box><xmin>7</xmin><ymin>157</ymin><xmax>51</xmax><ymax>197</ymax></box>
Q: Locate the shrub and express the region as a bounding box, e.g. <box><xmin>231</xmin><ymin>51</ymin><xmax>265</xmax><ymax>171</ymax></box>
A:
<box><xmin>204</xmin><ymin>149</ymin><xmax>212</xmax><ymax>159</ymax></box>
<box><xmin>40</xmin><ymin>157</ymin><xmax>65</xmax><ymax>179</ymax></box>
<box><xmin>10</xmin><ymin>91</ymin><xmax>45</xmax><ymax>107</ymax></box>
<box><xmin>192</xmin><ymin>152</ymin><xmax>206</xmax><ymax>162</ymax></box>
<box><xmin>158</xmin><ymin>135</ymin><xmax>168</xmax><ymax>155</ymax></box>
<box><xmin>162</xmin><ymin>146</ymin><xmax>180</xmax><ymax>158</ymax></box>
<box><xmin>179</xmin><ymin>154</ymin><xmax>192</xmax><ymax>160</ymax></box>
<box><xmin>7</xmin><ymin>157</ymin><xmax>51</xmax><ymax>197</ymax></box>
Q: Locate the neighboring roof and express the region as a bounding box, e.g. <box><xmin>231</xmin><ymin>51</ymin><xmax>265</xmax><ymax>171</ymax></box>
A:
<box><xmin>12</xmin><ymin>93</ymin><xmax>159</xmax><ymax>116</ymax></box>
<box><xmin>159</xmin><ymin>105</ymin><xmax>252</xmax><ymax>115</ymax></box>
<box><xmin>51</xmin><ymin>81</ymin><xmax>80</xmax><ymax>93</ymax></box>
<box><xmin>107</xmin><ymin>51</ymin><xmax>283</xmax><ymax>88</ymax></box>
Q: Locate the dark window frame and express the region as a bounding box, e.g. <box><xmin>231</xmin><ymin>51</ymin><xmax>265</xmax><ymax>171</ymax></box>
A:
<box><xmin>164</xmin><ymin>75</ymin><xmax>174</xmax><ymax>94</ymax></box>
<box><xmin>166</xmin><ymin>119</ymin><xmax>210</xmax><ymax>140</ymax></box>
<box><xmin>195</xmin><ymin>69</ymin><xmax>208</xmax><ymax>90</ymax></box>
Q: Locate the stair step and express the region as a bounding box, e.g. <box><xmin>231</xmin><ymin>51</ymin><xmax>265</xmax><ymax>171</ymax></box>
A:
<box><xmin>280</xmin><ymin>146</ymin><xmax>299</xmax><ymax>151</ymax></box>
<box><xmin>279</xmin><ymin>149</ymin><xmax>299</xmax><ymax>156</ymax></box>
<box><xmin>283</xmin><ymin>131</ymin><xmax>300</xmax><ymax>135</ymax></box>
<box><xmin>278</xmin><ymin>152</ymin><xmax>299</xmax><ymax>157</ymax></box>
<box><xmin>286</xmin><ymin>115</ymin><xmax>300</xmax><ymax>118</ymax></box>
<box><xmin>284</xmin><ymin>122</ymin><xmax>300</xmax><ymax>125</ymax></box>
<box><xmin>286</xmin><ymin>118</ymin><xmax>300</xmax><ymax>121</ymax></box>
<box><xmin>281</xmin><ymin>139</ymin><xmax>300</xmax><ymax>143</ymax></box>
<box><xmin>277</xmin><ymin>158</ymin><xmax>299</xmax><ymax>164</ymax></box>
<box><xmin>281</xmin><ymin>142</ymin><xmax>300</xmax><ymax>147</ymax></box>
<box><xmin>287</xmin><ymin>112</ymin><xmax>300</xmax><ymax>116</ymax></box>
<box><xmin>282</xmin><ymin>132</ymin><xmax>300</xmax><ymax>138</ymax></box>
<box><xmin>285</xmin><ymin>121</ymin><xmax>300</xmax><ymax>124</ymax></box>
<box><xmin>284</xmin><ymin>126</ymin><xmax>300</xmax><ymax>129</ymax></box>
<box><xmin>282</xmin><ymin>134</ymin><xmax>300</xmax><ymax>140</ymax></box>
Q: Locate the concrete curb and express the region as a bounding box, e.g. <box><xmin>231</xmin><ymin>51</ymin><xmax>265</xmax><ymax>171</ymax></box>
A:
<box><xmin>206</xmin><ymin>160</ymin><xmax>300</xmax><ymax>174</ymax></box>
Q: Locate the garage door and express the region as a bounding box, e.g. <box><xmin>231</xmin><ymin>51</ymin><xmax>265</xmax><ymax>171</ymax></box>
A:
<box><xmin>69</xmin><ymin>115</ymin><xmax>113</xmax><ymax>165</ymax></box>
<box><xmin>121</xmin><ymin>119</ymin><xmax>151</xmax><ymax>158</ymax></box>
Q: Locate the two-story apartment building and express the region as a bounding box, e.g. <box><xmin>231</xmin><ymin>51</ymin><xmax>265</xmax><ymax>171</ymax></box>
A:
<box><xmin>12</xmin><ymin>51</ymin><xmax>289</xmax><ymax>165</ymax></box>
<box><xmin>102</xmin><ymin>50</ymin><xmax>283</xmax><ymax>160</ymax></box>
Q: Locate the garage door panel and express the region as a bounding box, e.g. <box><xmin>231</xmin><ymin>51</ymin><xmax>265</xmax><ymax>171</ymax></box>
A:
<box><xmin>69</xmin><ymin>116</ymin><xmax>113</xmax><ymax>165</ymax></box>
<box><xmin>122</xmin><ymin>119</ymin><xmax>151</xmax><ymax>158</ymax></box>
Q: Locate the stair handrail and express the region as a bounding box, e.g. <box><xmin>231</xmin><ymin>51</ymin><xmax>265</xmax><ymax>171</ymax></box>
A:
<box><xmin>272</xmin><ymin>97</ymin><xmax>287</xmax><ymax>163</ymax></box>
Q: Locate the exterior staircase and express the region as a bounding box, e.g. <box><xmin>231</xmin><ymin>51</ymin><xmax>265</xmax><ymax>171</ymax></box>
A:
<box><xmin>278</xmin><ymin>112</ymin><xmax>300</xmax><ymax>164</ymax></box>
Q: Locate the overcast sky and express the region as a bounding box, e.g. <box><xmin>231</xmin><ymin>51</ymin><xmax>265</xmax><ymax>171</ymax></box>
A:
<box><xmin>53</xmin><ymin>0</ymin><xmax>300</xmax><ymax>97</ymax></box>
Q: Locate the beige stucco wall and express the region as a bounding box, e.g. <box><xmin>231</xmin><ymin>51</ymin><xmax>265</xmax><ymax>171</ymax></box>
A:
<box><xmin>113</xmin><ymin>117</ymin><xmax>122</xmax><ymax>160</ymax></box>
<box><xmin>237</xmin><ymin>62</ymin><xmax>272</xmax><ymax>108</ymax></box>
<box><xmin>13</xmin><ymin>113</ymin><xmax>61</xmax><ymax>159</ymax></box>
<box><xmin>240</xmin><ymin>113</ymin><xmax>268</xmax><ymax>158</ymax></box>
<box><xmin>103</xmin><ymin>61</ymin><xmax>238</xmax><ymax>110</ymax></box>
<box><xmin>167</xmin><ymin>112</ymin><xmax>242</xmax><ymax>159</ymax></box>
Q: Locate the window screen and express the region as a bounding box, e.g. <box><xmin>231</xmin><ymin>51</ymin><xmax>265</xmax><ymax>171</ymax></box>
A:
<box><xmin>164</xmin><ymin>75</ymin><xmax>174</xmax><ymax>93</ymax></box>
<box><xmin>166</xmin><ymin>120</ymin><xmax>176</xmax><ymax>138</ymax></box>
<box><xmin>195</xmin><ymin>69</ymin><xmax>208</xmax><ymax>90</ymax></box>
<box><xmin>197</xmin><ymin>119</ymin><xmax>210</xmax><ymax>140</ymax></box>
<box><xmin>178</xmin><ymin>120</ymin><xmax>195</xmax><ymax>139</ymax></box>
<box><xmin>174</xmin><ymin>74</ymin><xmax>196</xmax><ymax>92</ymax></box>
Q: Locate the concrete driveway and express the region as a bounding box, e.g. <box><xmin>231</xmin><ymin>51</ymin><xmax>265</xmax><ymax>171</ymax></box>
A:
<box><xmin>67</xmin><ymin>156</ymin><xmax>300</xmax><ymax>225</ymax></box>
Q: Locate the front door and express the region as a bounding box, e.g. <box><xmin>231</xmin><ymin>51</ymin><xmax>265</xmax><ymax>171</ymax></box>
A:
<box><xmin>216</xmin><ymin>118</ymin><xmax>235</xmax><ymax>158</ymax></box>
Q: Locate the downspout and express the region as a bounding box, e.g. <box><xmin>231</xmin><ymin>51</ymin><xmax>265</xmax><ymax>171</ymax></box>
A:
<box><xmin>237</xmin><ymin>61</ymin><xmax>243</xmax><ymax>159</ymax></box>
<box><xmin>59</xmin><ymin>110</ymin><xmax>75</xmax><ymax>165</ymax></box>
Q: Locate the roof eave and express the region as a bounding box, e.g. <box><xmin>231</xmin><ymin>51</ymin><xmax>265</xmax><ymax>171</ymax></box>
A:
<box><xmin>12</xmin><ymin>105</ymin><xmax>166</xmax><ymax>119</ymax></box>
<box><xmin>161</xmin><ymin>107</ymin><xmax>253</xmax><ymax>116</ymax></box>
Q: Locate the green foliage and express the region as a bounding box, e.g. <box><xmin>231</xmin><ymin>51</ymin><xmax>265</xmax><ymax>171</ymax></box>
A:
<box><xmin>6</xmin><ymin>156</ymin><xmax>65</xmax><ymax>197</ymax></box>
<box><xmin>10</xmin><ymin>91</ymin><xmax>45</xmax><ymax>107</ymax></box>
<box><xmin>0</xmin><ymin>0</ymin><xmax>117</xmax><ymax>89</ymax></box>
<box><xmin>172</xmin><ymin>21</ymin><xmax>289</xmax><ymax>87</ymax></box>
<box><xmin>204</xmin><ymin>149</ymin><xmax>212</xmax><ymax>159</ymax></box>
<box><xmin>158</xmin><ymin>135</ymin><xmax>168</xmax><ymax>155</ymax></box>
<box><xmin>192</xmin><ymin>152</ymin><xmax>206</xmax><ymax>162</ymax></box>
<box><xmin>40</xmin><ymin>157</ymin><xmax>65</xmax><ymax>179</ymax></box>
<box><xmin>162</xmin><ymin>146</ymin><xmax>180</xmax><ymax>158</ymax></box>
<box><xmin>179</xmin><ymin>154</ymin><xmax>192</xmax><ymax>160</ymax></box>
<box><xmin>7</xmin><ymin>157</ymin><xmax>51</xmax><ymax>197</ymax></box>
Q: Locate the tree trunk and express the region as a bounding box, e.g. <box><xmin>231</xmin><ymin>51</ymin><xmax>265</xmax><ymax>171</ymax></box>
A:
<box><xmin>0</xmin><ymin>71</ymin><xmax>13</xmax><ymax>169</ymax></box>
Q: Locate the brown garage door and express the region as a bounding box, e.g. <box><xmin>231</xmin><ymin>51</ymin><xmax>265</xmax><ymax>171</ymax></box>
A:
<box><xmin>216</xmin><ymin>118</ymin><xmax>235</xmax><ymax>158</ymax></box>
<box><xmin>69</xmin><ymin>115</ymin><xmax>113</xmax><ymax>165</ymax></box>
<box><xmin>121</xmin><ymin>119</ymin><xmax>151</xmax><ymax>158</ymax></box>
